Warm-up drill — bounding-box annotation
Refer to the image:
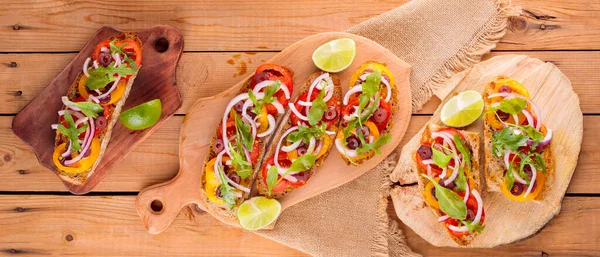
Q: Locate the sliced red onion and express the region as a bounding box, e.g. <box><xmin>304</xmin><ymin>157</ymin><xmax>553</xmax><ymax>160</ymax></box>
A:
<box><xmin>223</xmin><ymin>172</ymin><xmax>250</xmax><ymax>193</ymax></box>
<box><xmin>505</xmin><ymin>94</ymin><xmax>543</xmax><ymax>130</ymax></box>
<box><xmin>289</xmin><ymin>102</ymin><xmax>308</xmax><ymax>121</ymax></box>
<box><xmin>284</xmin><ymin>174</ymin><xmax>298</xmax><ymax>183</ymax></box>
<box><xmin>83</xmin><ymin>57</ymin><xmax>91</xmax><ymax>77</ymax></box>
<box><xmin>282</xmin><ymin>140</ymin><xmax>301</xmax><ymax>152</ymax></box>
<box><xmin>93</xmin><ymin>60</ymin><xmax>99</xmax><ymax>69</ymax></box>
<box><xmin>96</xmin><ymin>76</ymin><xmax>121</xmax><ymax>100</ymax></box>
<box><xmin>472</xmin><ymin>189</ymin><xmax>483</xmax><ymax>224</ymax></box>
<box><xmin>222</xmin><ymin>93</ymin><xmax>250</xmax><ymax>155</ymax></box>
<box><xmin>325</xmin><ymin>130</ymin><xmax>336</xmax><ymax>135</ymax></box>
<box><xmin>64</xmin><ymin>116</ymin><xmax>94</xmax><ymax>166</ymax></box>
<box><xmin>322</xmin><ymin>83</ymin><xmax>334</xmax><ymax>102</ymax></box>
<box><xmin>463</xmin><ymin>183</ymin><xmax>470</xmax><ymax>203</ymax></box>
<box><xmin>62</xmin><ymin>96</ymin><xmax>81</xmax><ymax>111</ymax></box>
<box><xmin>252</xmin><ymin>80</ymin><xmax>274</xmax><ymax>94</ymax></box>
<box><xmin>241</xmin><ymin>113</ymin><xmax>257</xmax><ymax>140</ymax></box>
<box><xmin>61</xmin><ymin>140</ymin><xmax>73</xmax><ymax>158</ymax></box>
<box><xmin>513</xmin><ymin>169</ymin><xmax>528</xmax><ymax>184</ymax></box>
<box><xmin>88</xmin><ymin>94</ymin><xmax>100</xmax><ymax>104</ymax></box>
<box><xmin>307</xmin><ymin>73</ymin><xmax>331</xmax><ymax>102</ymax></box>
<box><xmin>438</xmin><ymin>215</ymin><xmax>450</xmax><ymax>222</ymax></box>
<box><xmin>512</xmin><ymin>114</ymin><xmax>520</xmax><ymax>125</ymax></box>
<box><xmin>313</xmin><ymin>138</ymin><xmax>324</xmax><ymax>156</ymax></box>
<box><xmin>100</xmin><ymin>46</ymin><xmax>109</xmax><ymax>53</ymax></box>
<box><xmin>297</xmin><ymin>100</ymin><xmax>312</xmax><ymax>107</ymax></box>
<box><xmin>271</xmin><ymin>101</ymin><xmax>285</xmax><ymax>114</ymax></box>
<box><xmin>275</xmin><ymin>126</ymin><xmax>298</xmax><ymax>168</ymax></box>
<box><xmin>538</xmin><ymin>129</ymin><xmax>553</xmax><ymax>147</ymax></box>
<box><xmin>431</xmin><ymin>132</ymin><xmax>457</xmax><ymax>154</ymax></box>
<box><xmin>214</xmin><ymin>149</ymin><xmax>227</xmax><ymax>184</ymax></box>
<box><xmin>487</xmin><ymin>92</ymin><xmax>511</xmax><ymax>99</ymax></box>
<box><xmin>113</xmin><ymin>53</ymin><xmax>122</xmax><ymax>68</ymax></box>
<box><xmin>51</xmin><ymin>124</ymin><xmax>59</xmax><ymax>129</ymax></box>
<box><xmin>257</xmin><ymin>114</ymin><xmax>276</xmax><ymax>138</ymax></box>
<box><xmin>343</xmin><ymin>85</ymin><xmax>363</xmax><ymax>105</ymax></box>
<box><xmin>522</xmin><ymin>109</ymin><xmax>535</xmax><ymax>127</ymax></box>
<box><xmin>242</xmin><ymin>144</ymin><xmax>252</xmax><ymax>164</ymax></box>
<box><xmin>523</xmin><ymin>165</ymin><xmax>537</xmax><ymax>198</ymax></box>
<box><xmin>426</xmin><ymin>164</ymin><xmax>433</xmax><ymax>177</ymax></box>
<box><xmin>335</xmin><ymin>137</ymin><xmax>357</xmax><ymax>158</ymax></box>
<box><xmin>279</xmin><ymin>82</ymin><xmax>291</xmax><ymax>99</ymax></box>
<box><xmin>305</xmin><ymin>137</ymin><xmax>316</xmax><ymax>155</ymax></box>
<box><xmin>421</xmin><ymin>159</ymin><xmax>435</xmax><ymax>165</ymax></box>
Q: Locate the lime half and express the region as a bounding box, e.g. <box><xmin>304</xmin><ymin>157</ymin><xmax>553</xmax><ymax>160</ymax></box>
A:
<box><xmin>441</xmin><ymin>90</ymin><xmax>484</xmax><ymax>127</ymax></box>
<box><xmin>119</xmin><ymin>99</ymin><xmax>162</xmax><ymax>130</ymax></box>
<box><xmin>312</xmin><ymin>38</ymin><xmax>356</xmax><ymax>73</ymax></box>
<box><xmin>237</xmin><ymin>196</ymin><xmax>281</xmax><ymax>231</ymax></box>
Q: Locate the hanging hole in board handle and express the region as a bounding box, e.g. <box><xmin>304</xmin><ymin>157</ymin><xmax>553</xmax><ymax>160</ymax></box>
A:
<box><xmin>150</xmin><ymin>199</ymin><xmax>165</xmax><ymax>214</ymax></box>
<box><xmin>153</xmin><ymin>37</ymin><xmax>169</xmax><ymax>53</ymax></box>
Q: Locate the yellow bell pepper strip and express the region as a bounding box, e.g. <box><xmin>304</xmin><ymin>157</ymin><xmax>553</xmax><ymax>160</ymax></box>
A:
<box><xmin>423</xmin><ymin>177</ymin><xmax>441</xmax><ymax>210</ymax></box>
<box><xmin>501</xmin><ymin>168</ymin><xmax>546</xmax><ymax>202</ymax></box>
<box><xmin>257</xmin><ymin>106</ymin><xmax>269</xmax><ymax>134</ymax></box>
<box><xmin>78</xmin><ymin>76</ymin><xmax>128</xmax><ymax>106</ymax></box>
<box><xmin>204</xmin><ymin>157</ymin><xmax>227</xmax><ymax>205</ymax></box>
<box><xmin>487</xmin><ymin>78</ymin><xmax>532</xmax><ymax>130</ymax></box>
<box><xmin>78</xmin><ymin>75</ymin><xmax>90</xmax><ymax>99</ymax></box>
<box><xmin>52</xmin><ymin>137</ymin><xmax>100</xmax><ymax>174</ymax></box>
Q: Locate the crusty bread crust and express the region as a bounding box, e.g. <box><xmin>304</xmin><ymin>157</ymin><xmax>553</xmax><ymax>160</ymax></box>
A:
<box><xmin>413</xmin><ymin>124</ymin><xmax>482</xmax><ymax>245</ymax></box>
<box><xmin>55</xmin><ymin>33</ymin><xmax>142</xmax><ymax>185</ymax></box>
<box><xmin>338</xmin><ymin>61</ymin><xmax>399</xmax><ymax>165</ymax></box>
<box><xmin>482</xmin><ymin>76</ymin><xmax>555</xmax><ymax>201</ymax></box>
<box><xmin>198</xmin><ymin>65</ymin><xmax>294</xmax><ymax>220</ymax></box>
<box><xmin>255</xmin><ymin>71</ymin><xmax>342</xmax><ymax>198</ymax></box>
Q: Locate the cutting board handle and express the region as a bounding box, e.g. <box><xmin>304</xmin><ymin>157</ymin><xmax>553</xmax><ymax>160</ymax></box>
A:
<box><xmin>135</xmin><ymin>171</ymin><xmax>198</xmax><ymax>234</ymax></box>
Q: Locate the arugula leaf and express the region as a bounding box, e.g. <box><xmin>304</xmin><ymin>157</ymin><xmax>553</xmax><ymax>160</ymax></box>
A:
<box><xmin>356</xmin><ymin>134</ymin><xmax>391</xmax><ymax>155</ymax></box>
<box><xmin>517</xmin><ymin>124</ymin><xmax>544</xmax><ymax>142</ymax></box>
<box><xmin>460</xmin><ymin>220</ymin><xmax>486</xmax><ymax>234</ymax></box>
<box><xmin>308</xmin><ymin>88</ymin><xmax>327</xmax><ymax>126</ymax></box>
<box><xmin>63</xmin><ymin>99</ymin><xmax>103</xmax><ymax>118</ymax></box>
<box><xmin>453</xmin><ymin>134</ymin><xmax>471</xmax><ymax>174</ymax></box>
<box><xmin>505</xmin><ymin>161</ymin><xmax>515</xmax><ymax>191</ymax></box>
<box><xmin>421</xmin><ymin>174</ymin><xmax>467</xmax><ymax>220</ymax></box>
<box><xmin>266</xmin><ymin>166</ymin><xmax>279</xmax><ymax>195</ymax></box>
<box><xmin>491</xmin><ymin>127</ymin><xmax>528</xmax><ymax>157</ymax></box>
<box><xmin>486</xmin><ymin>98</ymin><xmax>527</xmax><ymax>115</ymax></box>
<box><xmin>266</xmin><ymin>154</ymin><xmax>317</xmax><ymax>195</ymax></box>
<box><xmin>534</xmin><ymin>153</ymin><xmax>547</xmax><ymax>174</ymax></box>
<box><xmin>287</xmin><ymin>124</ymin><xmax>326</xmax><ymax>144</ymax></box>
<box><xmin>432</xmin><ymin>147</ymin><xmax>452</xmax><ymax>168</ymax></box>
<box><xmin>85</xmin><ymin>63</ymin><xmax>136</xmax><ymax>90</ymax></box>
<box><xmin>248</xmin><ymin>81</ymin><xmax>281</xmax><ymax>115</ymax></box>
<box><xmin>362</xmin><ymin>71</ymin><xmax>382</xmax><ymax>96</ymax></box>
<box><xmin>234</xmin><ymin>112</ymin><xmax>254</xmax><ymax>150</ymax></box>
<box><xmin>216</xmin><ymin>165</ymin><xmax>237</xmax><ymax>208</ymax></box>
<box><xmin>109</xmin><ymin>40</ymin><xmax>139</xmax><ymax>71</ymax></box>
<box><xmin>56</xmin><ymin>112</ymin><xmax>88</xmax><ymax>152</ymax></box>
<box><xmin>228</xmin><ymin>143</ymin><xmax>252</xmax><ymax>180</ymax></box>
<box><xmin>454</xmin><ymin>166</ymin><xmax>468</xmax><ymax>192</ymax></box>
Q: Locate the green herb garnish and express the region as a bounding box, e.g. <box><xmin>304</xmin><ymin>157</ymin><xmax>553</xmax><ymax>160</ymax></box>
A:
<box><xmin>308</xmin><ymin>88</ymin><xmax>327</xmax><ymax>126</ymax></box>
<box><xmin>287</xmin><ymin>124</ymin><xmax>327</xmax><ymax>144</ymax></box>
<box><xmin>266</xmin><ymin>154</ymin><xmax>316</xmax><ymax>195</ymax></box>
<box><xmin>249</xmin><ymin>81</ymin><xmax>281</xmax><ymax>115</ymax></box>
<box><xmin>56</xmin><ymin>112</ymin><xmax>88</xmax><ymax>152</ymax></box>
<box><xmin>432</xmin><ymin>147</ymin><xmax>452</xmax><ymax>168</ymax></box>
<box><xmin>85</xmin><ymin>62</ymin><xmax>136</xmax><ymax>90</ymax></box>
<box><xmin>63</xmin><ymin>98</ymin><xmax>103</xmax><ymax>118</ymax></box>
<box><xmin>486</xmin><ymin>98</ymin><xmax>527</xmax><ymax>115</ymax></box>
<box><xmin>421</xmin><ymin>174</ymin><xmax>467</xmax><ymax>220</ymax></box>
<box><xmin>216</xmin><ymin>165</ymin><xmax>236</xmax><ymax>208</ymax></box>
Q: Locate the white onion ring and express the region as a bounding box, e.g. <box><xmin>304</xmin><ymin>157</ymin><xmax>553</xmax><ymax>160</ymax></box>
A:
<box><xmin>275</xmin><ymin>126</ymin><xmax>298</xmax><ymax>168</ymax></box>
<box><xmin>271</xmin><ymin>101</ymin><xmax>285</xmax><ymax>114</ymax></box>
<box><xmin>257</xmin><ymin>114</ymin><xmax>276</xmax><ymax>138</ymax></box>
<box><xmin>438</xmin><ymin>215</ymin><xmax>450</xmax><ymax>223</ymax></box>
<box><xmin>83</xmin><ymin>57</ymin><xmax>91</xmax><ymax>77</ymax></box>
<box><xmin>472</xmin><ymin>189</ymin><xmax>483</xmax><ymax>224</ymax></box>
<box><xmin>463</xmin><ymin>183</ymin><xmax>470</xmax><ymax>203</ymax></box>
<box><xmin>523</xmin><ymin>165</ymin><xmax>537</xmax><ymax>198</ymax></box>
<box><xmin>214</xmin><ymin>149</ymin><xmax>226</xmax><ymax>184</ymax></box>
<box><xmin>113</xmin><ymin>53</ymin><xmax>122</xmax><ymax>68</ymax></box>
<box><xmin>96</xmin><ymin>76</ymin><xmax>121</xmax><ymax>99</ymax></box>
<box><xmin>325</xmin><ymin>130</ymin><xmax>336</xmax><ymax>135</ymax></box>
<box><xmin>289</xmin><ymin>102</ymin><xmax>308</xmax><ymax>121</ymax></box>
<box><xmin>421</xmin><ymin>159</ymin><xmax>435</xmax><ymax>165</ymax></box>
<box><xmin>522</xmin><ymin>109</ymin><xmax>535</xmax><ymax>128</ymax></box>
<box><xmin>93</xmin><ymin>60</ymin><xmax>99</xmax><ymax>69</ymax></box>
<box><xmin>335</xmin><ymin>138</ymin><xmax>357</xmax><ymax>157</ymax></box>
<box><xmin>307</xmin><ymin>73</ymin><xmax>331</xmax><ymax>102</ymax></box>
<box><xmin>282</xmin><ymin>140</ymin><xmax>301</xmax><ymax>152</ymax></box>
<box><xmin>241</xmin><ymin>113</ymin><xmax>257</xmax><ymax>140</ymax></box>
<box><xmin>223</xmin><ymin>173</ymin><xmax>251</xmax><ymax>193</ymax></box>
<box><xmin>222</xmin><ymin>93</ymin><xmax>250</xmax><ymax>155</ymax></box>
<box><xmin>305</xmin><ymin>137</ymin><xmax>316</xmax><ymax>155</ymax></box>
<box><xmin>64</xmin><ymin>115</ymin><xmax>94</xmax><ymax>166</ymax></box>
<box><xmin>343</xmin><ymin>85</ymin><xmax>363</xmax><ymax>105</ymax></box>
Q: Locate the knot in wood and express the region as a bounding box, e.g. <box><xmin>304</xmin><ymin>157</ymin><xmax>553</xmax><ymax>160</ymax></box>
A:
<box><xmin>3</xmin><ymin>154</ymin><xmax>11</xmax><ymax>162</ymax></box>
<box><xmin>12</xmin><ymin>25</ymin><xmax>19</xmax><ymax>30</ymax></box>
<box><xmin>9</xmin><ymin>62</ymin><xmax>17</xmax><ymax>68</ymax></box>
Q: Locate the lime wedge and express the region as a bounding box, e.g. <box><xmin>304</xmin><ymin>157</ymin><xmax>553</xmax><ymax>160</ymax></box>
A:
<box><xmin>312</xmin><ymin>38</ymin><xmax>356</xmax><ymax>73</ymax></box>
<box><xmin>237</xmin><ymin>196</ymin><xmax>281</xmax><ymax>231</ymax></box>
<box><xmin>441</xmin><ymin>90</ymin><xmax>484</xmax><ymax>127</ymax></box>
<box><xmin>119</xmin><ymin>99</ymin><xmax>162</xmax><ymax>130</ymax></box>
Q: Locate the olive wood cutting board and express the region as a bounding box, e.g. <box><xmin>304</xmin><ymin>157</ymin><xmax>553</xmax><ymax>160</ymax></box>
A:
<box><xmin>136</xmin><ymin>32</ymin><xmax>412</xmax><ymax>233</ymax></box>
<box><xmin>12</xmin><ymin>25</ymin><xmax>183</xmax><ymax>194</ymax></box>
<box><xmin>390</xmin><ymin>55</ymin><xmax>583</xmax><ymax>247</ymax></box>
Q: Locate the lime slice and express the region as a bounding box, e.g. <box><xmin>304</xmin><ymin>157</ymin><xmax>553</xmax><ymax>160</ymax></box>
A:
<box><xmin>119</xmin><ymin>99</ymin><xmax>162</xmax><ymax>130</ymax></box>
<box><xmin>441</xmin><ymin>90</ymin><xmax>484</xmax><ymax>127</ymax></box>
<box><xmin>237</xmin><ymin>196</ymin><xmax>281</xmax><ymax>231</ymax></box>
<box><xmin>312</xmin><ymin>38</ymin><xmax>356</xmax><ymax>73</ymax></box>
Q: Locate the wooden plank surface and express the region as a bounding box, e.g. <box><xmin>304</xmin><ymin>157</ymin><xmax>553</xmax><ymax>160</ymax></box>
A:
<box><xmin>2</xmin><ymin>51</ymin><xmax>600</xmax><ymax>115</ymax></box>
<box><xmin>1</xmin><ymin>115</ymin><xmax>597</xmax><ymax>193</ymax></box>
<box><xmin>0</xmin><ymin>194</ymin><xmax>596</xmax><ymax>256</ymax></box>
<box><xmin>1</xmin><ymin>0</ymin><xmax>599</xmax><ymax>52</ymax></box>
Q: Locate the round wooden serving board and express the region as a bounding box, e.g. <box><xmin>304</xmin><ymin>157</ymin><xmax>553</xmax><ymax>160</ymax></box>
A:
<box><xmin>12</xmin><ymin>25</ymin><xmax>184</xmax><ymax>194</ymax></box>
<box><xmin>390</xmin><ymin>55</ymin><xmax>583</xmax><ymax>247</ymax></box>
<box><xmin>136</xmin><ymin>32</ymin><xmax>412</xmax><ymax>234</ymax></box>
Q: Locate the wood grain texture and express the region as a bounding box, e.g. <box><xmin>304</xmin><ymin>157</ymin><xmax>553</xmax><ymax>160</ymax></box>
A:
<box><xmin>11</xmin><ymin>26</ymin><xmax>184</xmax><ymax>194</ymax></box>
<box><xmin>391</xmin><ymin>55</ymin><xmax>583</xmax><ymax>247</ymax></box>
<box><xmin>0</xmin><ymin>194</ymin><xmax>596</xmax><ymax>256</ymax></box>
<box><xmin>0</xmin><ymin>0</ymin><xmax>599</xmax><ymax>52</ymax></box>
<box><xmin>136</xmin><ymin>32</ymin><xmax>412</xmax><ymax>233</ymax></box>
<box><xmin>2</xmin><ymin>115</ymin><xmax>599</xmax><ymax>193</ymax></box>
<box><xmin>0</xmin><ymin>195</ymin><xmax>307</xmax><ymax>256</ymax></box>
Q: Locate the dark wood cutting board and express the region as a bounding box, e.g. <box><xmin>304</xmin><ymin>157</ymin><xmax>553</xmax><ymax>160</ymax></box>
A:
<box><xmin>12</xmin><ymin>25</ymin><xmax>183</xmax><ymax>194</ymax></box>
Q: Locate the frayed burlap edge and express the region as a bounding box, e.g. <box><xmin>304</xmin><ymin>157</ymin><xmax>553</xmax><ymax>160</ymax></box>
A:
<box><xmin>429</xmin><ymin>0</ymin><xmax>521</xmax><ymax>103</ymax></box>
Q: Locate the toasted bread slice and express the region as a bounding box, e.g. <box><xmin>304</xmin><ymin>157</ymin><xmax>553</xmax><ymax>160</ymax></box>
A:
<box><xmin>54</xmin><ymin>33</ymin><xmax>142</xmax><ymax>186</ymax></box>
<box><xmin>336</xmin><ymin>61</ymin><xmax>399</xmax><ymax>165</ymax></box>
<box><xmin>199</xmin><ymin>65</ymin><xmax>294</xmax><ymax>220</ymax></box>
<box><xmin>483</xmin><ymin>76</ymin><xmax>554</xmax><ymax>202</ymax></box>
<box><xmin>255</xmin><ymin>71</ymin><xmax>342</xmax><ymax>198</ymax></box>
<box><xmin>413</xmin><ymin>124</ymin><xmax>483</xmax><ymax>245</ymax></box>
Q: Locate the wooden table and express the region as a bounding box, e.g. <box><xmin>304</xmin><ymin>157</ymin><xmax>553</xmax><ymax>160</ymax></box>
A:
<box><xmin>0</xmin><ymin>0</ymin><xmax>597</xmax><ymax>256</ymax></box>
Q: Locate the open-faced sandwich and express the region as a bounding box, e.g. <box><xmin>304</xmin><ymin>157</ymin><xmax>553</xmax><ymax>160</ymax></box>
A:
<box><xmin>51</xmin><ymin>33</ymin><xmax>142</xmax><ymax>185</ymax></box>
<box><xmin>414</xmin><ymin>124</ymin><xmax>485</xmax><ymax>245</ymax></box>
<box><xmin>201</xmin><ymin>64</ymin><xmax>294</xmax><ymax>219</ymax></box>
<box><xmin>483</xmin><ymin>76</ymin><xmax>554</xmax><ymax>202</ymax></box>
<box><xmin>256</xmin><ymin>72</ymin><xmax>342</xmax><ymax>198</ymax></box>
<box><xmin>335</xmin><ymin>61</ymin><xmax>397</xmax><ymax>165</ymax></box>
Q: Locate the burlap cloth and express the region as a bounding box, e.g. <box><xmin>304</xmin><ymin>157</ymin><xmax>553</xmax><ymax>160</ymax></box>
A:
<box><xmin>256</xmin><ymin>0</ymin><xmax>516</xmax><ymax>255</ymax></box>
